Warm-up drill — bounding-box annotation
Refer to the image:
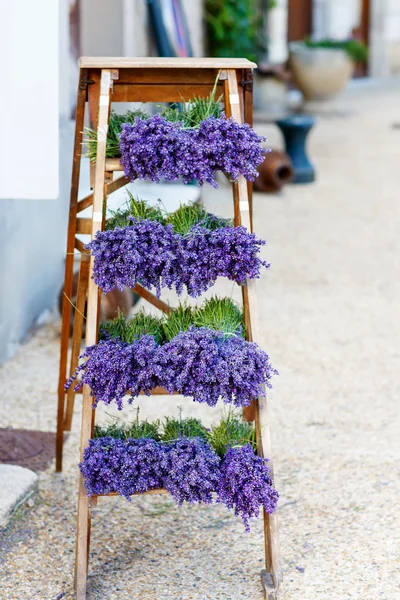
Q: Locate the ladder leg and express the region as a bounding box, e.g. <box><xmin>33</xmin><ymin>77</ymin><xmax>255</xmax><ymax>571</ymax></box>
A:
<box><xmin>56</xmin><ymin>73</ymin><xmax>87</xmax><ymax>472</ymax></box>
<box><xmin>75</xmin><ymin>68</ymin><xmax>114</xmax><ymax>600</ymax></box>
<box><xmin>225</xmin><ymin>69</ymin><xmax>282</xmax><ymax>595</ymax></box>
<box><xmin>243</xmin><ymin>68</ymin><xmax>254</xmax><ymax>231</ymax></box>
<box><xmin>64</xmin><ymin>253</ymin><xmax>90</xmax><ymax>431</ymax></box>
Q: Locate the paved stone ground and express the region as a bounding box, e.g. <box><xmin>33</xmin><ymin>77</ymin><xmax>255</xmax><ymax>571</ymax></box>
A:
<box><xmin>0</xmin><ymin>79</ymin><xmax>400</xmax><ymax>599</ymax></box>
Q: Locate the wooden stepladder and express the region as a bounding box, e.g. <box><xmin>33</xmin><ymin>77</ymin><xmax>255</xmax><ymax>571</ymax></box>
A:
<box><xmin>56</xmin><ymin>57</ymin><xmax>281</xmax><ymax>599</ymax></box>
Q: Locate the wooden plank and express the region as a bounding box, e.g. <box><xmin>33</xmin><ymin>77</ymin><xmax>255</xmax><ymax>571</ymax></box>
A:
<box><xmin>56</xmin><ymin>71</ymin><xmax>86</xmax><ymax>473</ymax></box>
<box><xmin>226</xmin><ymin>69</ymin><xmax>282</xmax><ymax>590</ymax></box>
<box><xmin>75</xmin><ymin>68</ymin><xmax>113</xmax><ymax>600</ymax></box>
<box><xmin>115</xmin><ymin>68</ymin><xmax>222</xmax><ymax>84</ymax></box>
<box><xmin>243</xmin><ymin>68</ymin><xmax>254</xmax><ymax>231</ymax></box>
<box><xmin>64</xmin><ymin>254</ymin><xmax>90</xmax><ymax>431</ymax></box>
<box><xmin>112</xmin><ymin>83</ymin><xmax>224</xmax><ymax>104</ymax></box>
<box><xmin>133</xmin><ymin>284</ymin><xmax>172</xmax><ymax>314</ymax></box>
<box><xmin>76</xmin><ymin>218</ymin><xmax>92</xmax><ymax>234</ymax></box>
<box><xmin>88</xmin><ymin>69</ymin><xmax>101</xmax><ymax>190</ymax></box>
<box><xmin>71</xmin><ymin>386</ymin><xmax>178</xmax><ymax>397</ymax></box>
<box><xmin>77</xmin><ymin>175</ymin><xmax>129</xmax><ymax>213</ymax></box>
<box><xmin>104</xmin><ymin>158</ymin><xmax>123</xmax><ymax>171</ymax></box>
<box><xmin>75</xmin><ymin>238</ymin><xmax>88</xmax><ymax>254</ymax></box>
<box><xmin>94</xmin><ymin>488</ymin><xmax>168</xmax><ymax>498</ymax></box>
<box><xmin>79</xmin><ymin>57</ymin><xmax>257</xmax><ymax>69</ymax></box>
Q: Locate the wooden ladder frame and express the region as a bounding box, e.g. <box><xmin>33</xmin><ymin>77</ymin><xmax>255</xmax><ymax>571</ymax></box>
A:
<box><xmin>55</xmin><ymin>57</ymin><xmax>281</xmax><ymax>599</ymax></box>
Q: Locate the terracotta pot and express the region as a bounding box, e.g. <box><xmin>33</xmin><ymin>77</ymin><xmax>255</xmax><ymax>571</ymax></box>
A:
<box><xmin>289</xmin><ymin>42</ymin><xmax>354</xmax><ymax>101</ymax></box>
<box><xmin>254</xmin><ymin>150</ymin><xmax>294</xmax><ymax>193</ymax></box>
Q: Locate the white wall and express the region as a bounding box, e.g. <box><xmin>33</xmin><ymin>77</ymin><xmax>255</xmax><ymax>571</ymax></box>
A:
<box><xmin>0</xmin><ymin>0</ymin><xmax>59</xmax><ymax>200</ymax></box>
<box><xmin>268</xmin><ymin>0</ymin><xmax>289</xmax><ymax>63</ymax></box>
<box><xmin>369</xmin><ymin>0</ymin><xmax>400</xmax><ymax>76</ymax></box>
<box><xmin>313</xmin><ymin>0</ymin><xmax>360</xmax><ymax>40</ymax></box>
<box><xmin>0</xmin><ymin>0</ymin><xmax>74</xmax><ymax>363</ymax></box>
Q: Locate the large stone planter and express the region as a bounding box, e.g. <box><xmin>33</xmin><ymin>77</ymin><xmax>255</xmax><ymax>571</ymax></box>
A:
<box><xmin>289</xmin><ymin>42</ymin><xmax>354</xmax><ymax>101</ymax></box>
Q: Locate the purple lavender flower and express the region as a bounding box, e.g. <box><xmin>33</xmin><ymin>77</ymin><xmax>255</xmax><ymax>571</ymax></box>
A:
<box><xmin>79</xmin><ymin>437</ymin><xmax>165</xmax><ymax>498</ymax></box>
<box><xmin>180</xmin><ymin>225</ymin><xmax>269</xmax><ymax>297</ymax></box>
<box><xmin>119</xmin><ymin>114</ymin><xmax>267</xmax><ymax>187</ymax></box>
<box><xmin>65</xmin><ymin>335</ymin><xmax>159</xmax><ymax>410</ymax></box>
<box><xmin>161</xmin><ymin>438</ymin><xmax>220</xmax><ymax>505</ymax></box>
<box><xmin>86</xmin><ymin>219</ymin><xmax>182</xmax><ymax>297</ymax></box>
<box><xmin>79</xmin><ymin>437</ymin><xmax>123</xmax><ymax>496</ymax></box>
<box><xmin>119</xmin><ymin>115</ymin><xmax>204</xmax><ymax>185</ymax></box>
<box><xmin>87</xmin><ymin>219</ymin><xmax>268</xmax><ymax>297</ymax></box>
<box><xmin>196</xmin><ymin>115</ymin><xmax>267</xmax><ymax>182</ymax></box>
<box><xmin>154</xmin><ymin>327</ymin><xmax>276</xmax><ymax>408</ymax></box>
<box><xmin>116</xmin><ymin>438</ymin><xmax>165</xmax><ymax>499</ymax></box>
<box><xmin>217</xmin><ymin>444</ymin><xmax>279</xmax><ymax>532</ymax></box>
<box><xmin>66</xmin><ymin>327</ymin><xmax>276</xmax><ymax>410</ymax></box>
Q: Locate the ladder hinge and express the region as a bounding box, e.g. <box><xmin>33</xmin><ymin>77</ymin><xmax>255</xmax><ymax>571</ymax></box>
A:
<box><xmin>80</xmin><ymin>69</ymin><xmax>95</xmax><ymax>90</ymax></box>
<box><xmin>239</xmin><ymin>79</ymin><xmax>253</xmax><ymax>91</ymax></box>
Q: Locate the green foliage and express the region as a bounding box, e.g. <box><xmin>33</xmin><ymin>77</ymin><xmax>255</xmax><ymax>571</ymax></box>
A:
<box><xmin>161</xmin><ymin>413</ymin><xmax>208</xmax><ymax>442</ymax></box>
<box><xmin>106</xmin><ymin>195</ymin><xmax>232</xmax><ymax>234</ymax></box>
<box><xmin>166</xmin><ymin>202</ymin><xmax>208</xmax><ymax>235</ymax></box>
<box><xmin>105</xmin><ymin>191</ymin><xmax>166</xmax><ymax>231</ymax></box>
<box><xmin>161</xmin><ymin>79</ymin><xmax>222</xmax><ymax>129</ymax></box>
<box><xmin>85</xmin><ymin>109</ymin><xmax>148</xmax><ymax>161</ymax></box>
<box><xmin>94</xmin><ymin>411</ymin><xmax>256</xmax><ymax>457</ymax></box>
<box><xmin>123</xmin><ymin>311</ymin><xmax>165</xmax><ymax>344</ymax></box>
<box><xmin>162</xmin><ymin>304</ymin><xmax>194</xmax><ymax>341</ymax></box>
<box><xmin>99</xmin><ymin>297</ymin><xmax>245</xmax><ymax>344</ymax></box>
<box><xmin>208</xmin><ymin>412</ymin><xmax>256</xmax><ymax>457</ymax></box>
<box><xmin>99</xmin><ymin>309</ymin><xmax>165</xmax><ymax>345</ymax></box>
<box><xmin>98</xmin><ymin>310</ymin><xmax>127</xmax><ymax>342</ymax></box>
<box><xmin>304</xmin><ymin>38</ymin><xmax>368</xmax><ymax>63</ymax></box>
<box><xmin>194</xmin><ymin>297</ymin><xmax>244</xmax><ymax>337</ymax></box>
<box><xmin>205</xmin><ymin>0</ymin><xmax>266</xmax><ymax>63</ymax></box>
<box><xmin>94</xmin><ymin>411</ymin><xmax>161</xmax><ymax>441</ymax></box>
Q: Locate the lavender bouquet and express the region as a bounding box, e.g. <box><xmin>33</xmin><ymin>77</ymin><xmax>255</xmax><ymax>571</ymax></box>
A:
<box><xmin>217</xmin><ymin>444</ymin><xmax>279</xmax><ymax>532</ymax></box>
<box><xmin>119</xmin><ymin>114</ymin><xmax>266</xmax><ymax>187</ymax></box>
<box><xmin>161</xmin><ymin>437</ymin><xmax>220</xmax><ymax>505</ymax></box>
<box><xmin>79</xmin><ymin>414</ymin><xmax>279</xmax><ymax>530</ymax></box>
<box><xmin>86</xmin><ymin>219</ymin><xmax>268</xmax><ymax>297</ymax></box>
<box><xmin>154</xmin><ymin>327</ymin><xmax>276</xmax><ymax>408</ymax></box>
<box><xmin>66</xmin><ymin>326</ymin><xmax>276</xmax><ymax>410</ymax></box>
<box><xmin>65</xmin><ymin>335</ymin><xmax>159</xmax><ymax>409</ymax></box>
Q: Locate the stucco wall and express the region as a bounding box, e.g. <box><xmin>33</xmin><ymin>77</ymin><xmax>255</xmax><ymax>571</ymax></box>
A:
<box><xmin>0</xmin><ymin>0</ymin><xmax>74</xmax><ymax>364</ymax></box>
<box><xmin>0</xmin><ymin>120</ymin><xmax>73</xmax><ymax>363</ymax></box>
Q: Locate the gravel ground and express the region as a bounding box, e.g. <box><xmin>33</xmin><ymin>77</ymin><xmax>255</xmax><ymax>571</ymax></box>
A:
<box><xmin>1</xmin><ymin>80</ymin><xmax>400</xmax><ymax>600</ymax></box>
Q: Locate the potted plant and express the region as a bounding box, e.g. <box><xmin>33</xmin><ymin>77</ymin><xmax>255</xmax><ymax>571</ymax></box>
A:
<box><xmin>289</xmin><ymin>39</ymin><xmax>368</xmax><ymax>102</ymax></box>
<box><xmin>204</xmin><ymin>0</ymin><xmax>266</xmax><ymax>64</ymax></box>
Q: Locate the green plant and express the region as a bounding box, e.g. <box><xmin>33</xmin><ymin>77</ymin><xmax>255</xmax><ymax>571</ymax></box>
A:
<box><xmin>208</xmin><ymin>412</ymin><xmax>256</xmax><ymax>457</ymax></box>
<box><xmin>84</xmin><ymin>109</ymin><xmax>147</xmax><ymax>161</ymax></box>
<box><xmin>205</xmin><ymin>0</ymin><xmax>266</xmax><ymax>63</ymax></box>
<box><xmin>105</xmin><ymin>191</ymin><xmax>166</xmax><ymax>231</ymax></box>
<box><xmin>162</xmin><ymin>304</ymin><xmax>194</xmax><ymax>341</ymax></box>
<box><xmin>94</xmin><ymin>410</ymin><xmax>161</xmax><ymax>441</ymax></box>
<box><xmin>161</xmin><ymin>412</ymin><xmax>208</xmax><ymax>442</ymax></box>
<box><xmin>193</xmin><ymin>297</ymin><xmax>244</xmax><ymax>337</ymax></box>
<box><xmin>304</xmin><ymin>38</ymin><xmax>368</xmax><ymax>63</ymax></box>
<box><xmin>99</xmin><ymin>309</ymin><xmax>165</xmax><ymax>345</ymax></box>
<box><xmin>106</xmin><ymin>194</ymin><xmax>232</xmax><ymax>234</ymax></box>
<box><xmin>166</xmin><ymin>202</ymin><xmax>208</xmax><ymax>235</ymax></box>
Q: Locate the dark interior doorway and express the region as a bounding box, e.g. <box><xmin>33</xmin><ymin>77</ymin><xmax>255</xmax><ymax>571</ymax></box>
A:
<box><xmin>287</xmin><ymin>0</ymin><xmax>313</xmax><ymax>43</ymax></box>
